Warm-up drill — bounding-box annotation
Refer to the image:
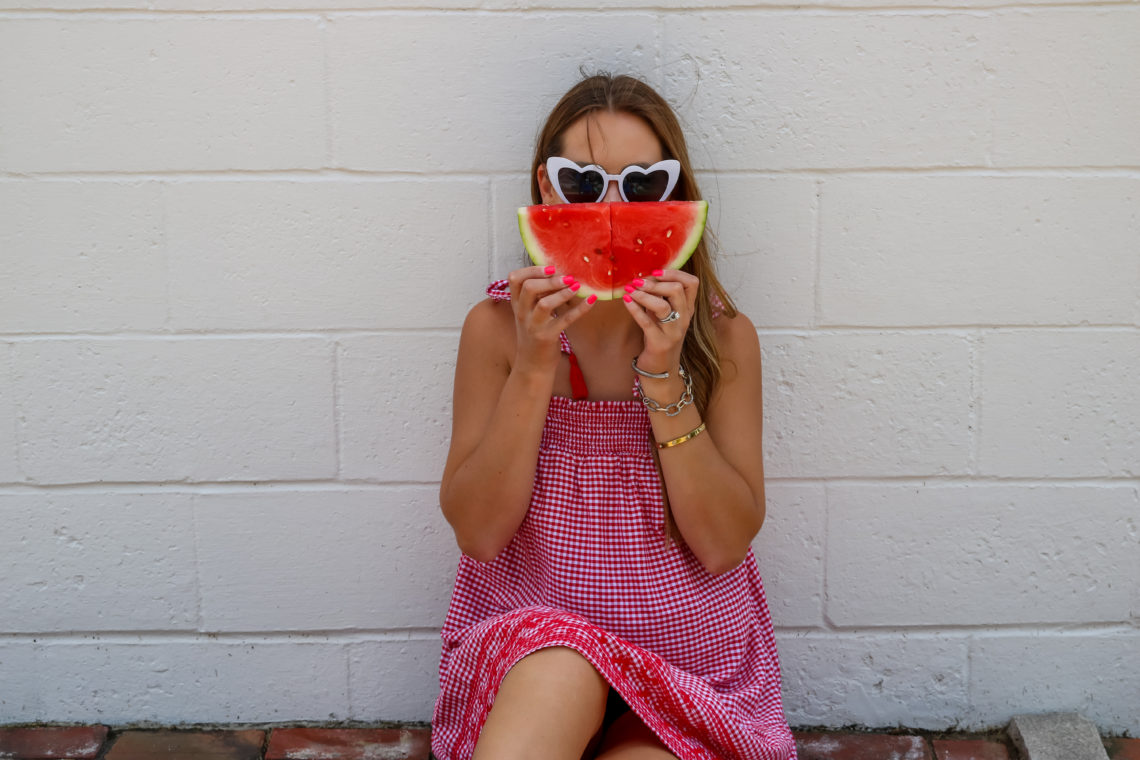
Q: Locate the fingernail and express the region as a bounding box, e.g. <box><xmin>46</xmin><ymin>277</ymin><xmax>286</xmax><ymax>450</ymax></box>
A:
<box><xmin>562</xmin><ymin>275</ymin><xmax>576</xmax><ymax>285</ymax></box>
<box><xmin>570</xmin><ymin>282</ymin><xmax>581</xmax><ymax>292</ymax></box>
<box><xmin>652</xmin><ymin>269</ymin><xmax>664</xmax><ymax>277</ymax></box>
<box><xmin>586</xmin><ymin>294</ymin><xmax>597</xmax><ymax>305</ymax></box>
<box><xmin>632</xmin><ymin>278</ymin><xmax>645</xmax><ymax>288</ymax></box>
<box><xmin>623</xmin><ymin>294</ymin><xmax>633</xmax><ymax>303</ymax></box>
<box><xmin>544</xmin><ymin>265</ymin><xmax>556</xmax><ymax>275</ymax></box>
<box><xmin>624</xmin><ymin>284</ymin><xmax>635</xmax><ymax>293</ymax></box>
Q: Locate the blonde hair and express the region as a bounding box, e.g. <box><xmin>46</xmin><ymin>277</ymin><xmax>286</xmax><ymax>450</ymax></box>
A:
<box><xmin>530</xmin><ymin>73</ymin><xmax>737</xmax><ymax>415</ymax></box>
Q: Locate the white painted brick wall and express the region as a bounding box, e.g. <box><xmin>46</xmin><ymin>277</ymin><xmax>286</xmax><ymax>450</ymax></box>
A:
<box><xmin>1</xmin><ymin>0</ymin><xmax>1137</xmax><ymax>737</ymax></box>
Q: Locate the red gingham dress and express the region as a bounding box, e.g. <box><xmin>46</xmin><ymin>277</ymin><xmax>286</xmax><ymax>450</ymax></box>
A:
<box><xmin>431</xmin><ymin>280</ymin><xmax>797</xmax><ymax>760</ymax></box>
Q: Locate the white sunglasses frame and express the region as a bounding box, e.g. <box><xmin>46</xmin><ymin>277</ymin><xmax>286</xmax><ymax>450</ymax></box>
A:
<box><xmin>545</xmin><ymin>157</ymin><xmax>681</xmax><ymax>204</ymax></box>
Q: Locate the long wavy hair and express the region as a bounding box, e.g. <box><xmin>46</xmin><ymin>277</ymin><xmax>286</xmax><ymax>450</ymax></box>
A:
<box><xmin>529</xmin><ymin>73</ymin><xmax>737</xmax><ymax>417</ymax></box>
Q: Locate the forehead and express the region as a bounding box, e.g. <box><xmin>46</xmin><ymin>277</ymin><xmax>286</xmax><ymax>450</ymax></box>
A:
<box><xmin>559</xmin><ymin>110</ymin><xmax>664</xmax><ymax>169</ymax></box>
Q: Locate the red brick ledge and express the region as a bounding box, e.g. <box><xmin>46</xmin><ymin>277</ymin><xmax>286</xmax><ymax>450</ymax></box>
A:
<box><xmin>4</xmin><ymin>724</ymin><xmax>1134</xmax><ymax>760</ymax></box>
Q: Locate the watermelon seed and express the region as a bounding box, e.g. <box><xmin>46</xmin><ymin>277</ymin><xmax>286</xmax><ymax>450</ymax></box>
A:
<box><xmin>583</xmin><ymin>255</ymin><xmax>589</xmax><ymax>262</ymax></box>
<box><xmin>637</xmin><ymin>238</ymin><xmax>643</xmax><ymax>245</ymax></box>
<box><xmin>666</xmin><ymin>229</ymin><xmax>673</xmax><ymax>238</ymax></box>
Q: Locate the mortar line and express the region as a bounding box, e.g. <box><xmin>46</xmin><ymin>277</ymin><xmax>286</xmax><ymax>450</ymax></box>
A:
<box><xmin>1</xmin><ymin>3</ymin><xmax>1136</xmax><ymax>17</ymax></box>
<box><xmin>970</xmin><ymin>330</ymin><xmax>982</xmax><ymax>475</ymax></box>
<box><xmin>820</xmin><ymin>483</ymin><xmax>835</xmax><ymax>631</ymax></box>
<box><xmin>5</xmin><ymin>167</ymin><xmax>1140</xmax><ymax>181</ymax></box>
<box><xmin>1</xmin><ymin>628</ymin><xmax>444</xmax><ymax>643</ymax></box>
<box><xmin>487</xmin><ymin>177</ymin><xmax>496</xmax><ymax>284</ymax></box>
<box><xmin>320</xmin><ymin>12</ymin><xmax>334</xmax><ymax>170</ymax></box>
<box><xmin>813</xmin><ymin>177</ymin><xmax>823</xmax><ymax>329</ymax></box>
<box><xmin>190</xmin><ymin>494</ymin><xmax>205</xmax><ymax>632</ymax></box>
<box><xmin>4</xmin><ymin>475</ymin><xmax>1137</xmax><ymax>496</ymax></box>
<box><xmin>0</xmin><ymin>328</ymin><xmax>464</xmax><ymax>341</ymax></box>
<box><xmin>333</xmin><ymin>339</ymin><xmax>343</xmax><ymax>481</ymax></box>
<box><xmin>3</xmin><ymin>325</ymin><xmax>1137</xmax><ymax>341</ymax></box>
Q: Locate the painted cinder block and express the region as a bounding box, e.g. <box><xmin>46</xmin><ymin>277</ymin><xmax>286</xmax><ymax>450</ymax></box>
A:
<box><xmin>0</xmin><ymin>19</ymin><xmax>326</xmax><ymax>172</ymax></box>
<box><xmin>779</xmin><ymin>633</ymin><xmax>969</xmax><ymax>729</ymax></box>
<box><xmin>760</xmin><ymin>333</ymin><xmax>973</xmax><ymax>478</ymax></box>
<box><xmin>819</xmin><ymin>177</ymin><xmax>1140</xmax><ymax>327</ymax></box>
<box><xmin>663</xmin><ymin>9</ymin><xmax>1140</xmax><ymax>170</ymax></box>
<box><xmin>327</xmin><ymin>13</ymin><xmax>658</xmax><ymax>172</ymax></box>
<box><xmin>752</xmin><ymin>484</ymin><xmax>825</xmax><ymax>629</ymax></box>
<box><xmin>195</xmin><ymin>488</ymin><xmax>459</xmax><ymax>631</ymax></box>
<box><xmin>699</xmin><ymin>174</ymin><xmax>817</xmax><ymax>329</ymax></box>
<box><xmin>825</xmin><ymin>485</ymin><xmax>1138</xmax><ymax>626</ymax></box>
<box><xmin>13</xmin><ymin>338</ymin><xmax>336</xmax><ymax>483</ymax></box>
<box><xmin>0</xmin><ymin>492</ymin><xmax>198</xmax><ymax>633</ymax></box>
<box><xmin>967</xmin><ymin>634</ymin><xmax>1140</xmax><ymax>735</ymax></box>
<box><xmin>987</xmin><ymin>8</ymin><xmax>1140</xmax><ymax>168</ymax></box>
<box><xmin>165</xmin><ymin>180</ymin><xmax>490</xmax><ymax>331</ymax></box>
<box><xmin>0</xmin><ymin>0</ymin><xmax>1084</xmax><ymax>7</ymax></box>
<box><xmin>491</xmin><ymin>176</ymin><xmax>540</xmax><ymax>281</ymax></box>
<box><xmin>11</xmin><ymin>640</ymin><xmax>350</xmax><ymax>724</ymax></box>
<box><xmin>347</xmin><ymin>637</ymin><xmax>444</xmax><ymax>722</ymax></box>
<box><xmin>979</xmin><ymin>330</ymin><xmax>1140</xmax><ymax>477</ymax></box>
<box><xmin>0</xmin><ymin>641</ymin><xmax>46</xmax><ymax>723</ymax></box>
<box><xmin>0</xmin><ymin>182</ymin><xmax>167</xmax><ymax>333</ymax></box>
<box><xmin>338</xmin><ymin>334</ymin><xmax>457</xmax><ymax>484</ymax></box>
<box><xmin>662</xmin><ymin>13</ymin><xmax>995</xmax><ymax>170</ymax></box>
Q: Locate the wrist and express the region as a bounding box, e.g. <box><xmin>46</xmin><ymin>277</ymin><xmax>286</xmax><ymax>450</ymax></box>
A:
<box><xmin>633</xmin><ymin>351</ymin><xmax>681</xmax><ymax>377</ymax></box>
<box><xmin>511</xmin><ymin>354</ymin><xmax>558</xmax><ymax>388</ymax></box>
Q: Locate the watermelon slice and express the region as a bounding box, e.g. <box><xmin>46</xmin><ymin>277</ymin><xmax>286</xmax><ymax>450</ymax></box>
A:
<box><xmin>518</xmin><ymin>200</ymin><xmax>708</xmax><ymax>300</ymax></box>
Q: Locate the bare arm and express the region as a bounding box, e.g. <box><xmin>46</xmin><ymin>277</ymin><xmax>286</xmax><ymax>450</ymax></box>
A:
<box><xmin>627</xmin><ymin>274</ymin><xmax>766</xmax><ymax>574</ymax></box>
<box><xmin>439</xmin><ymin>268</ymin><xmax>595</xmax><ymax>561</ymax></box>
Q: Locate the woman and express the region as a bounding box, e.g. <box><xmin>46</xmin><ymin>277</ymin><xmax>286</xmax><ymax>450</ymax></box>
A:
<box><xmin>432</xmin><ymin>73</ymin><xmax>797</xmax><ymax>760</ymax></box>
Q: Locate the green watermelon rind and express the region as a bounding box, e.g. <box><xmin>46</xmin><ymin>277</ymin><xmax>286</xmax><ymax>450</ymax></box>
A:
<box><xmin>665</xmin><ymin>199</ymin><xmax>707</xmax><ymax>272</ymax></box>
<box><xmin>517</xmin><ymin>200</ymin><xmax>708</xmax><ymax>300</ymax></box>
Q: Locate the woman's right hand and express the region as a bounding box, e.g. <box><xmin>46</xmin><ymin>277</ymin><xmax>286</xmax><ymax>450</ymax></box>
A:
<box><xmin>507</xmin><ymin>265</ymin><xmax>595</xmax><ymax>374</ymax></box>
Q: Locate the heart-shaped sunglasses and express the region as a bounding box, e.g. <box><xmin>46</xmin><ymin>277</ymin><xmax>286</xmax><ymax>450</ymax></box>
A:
<box><xmin>546</xmin><ymin>157</ymin><xmax>681</xmax><ymax>204</ymax></box>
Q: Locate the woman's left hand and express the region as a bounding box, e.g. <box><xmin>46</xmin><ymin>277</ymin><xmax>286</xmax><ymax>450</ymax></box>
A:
<box><xmin>623</xmin><ymin>269</ymin><xmax>699</xmax><ymax>373</ymax></box>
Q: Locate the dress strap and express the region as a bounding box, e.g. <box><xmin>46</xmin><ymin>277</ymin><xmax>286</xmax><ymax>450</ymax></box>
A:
<box><xmin>486</xmin><ymin>278</ymin><xmax>510</xmax><ymax>302</ymax></box>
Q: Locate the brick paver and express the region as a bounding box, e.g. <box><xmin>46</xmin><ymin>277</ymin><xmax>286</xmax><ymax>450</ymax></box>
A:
<box><xmin>795</xmin><ymin>731</ymin><xmax>933</xmax><ymax>760</ymax></box>
<box><xmin>0</xmin><ymin>726</ymin><xmax>108</xmax><ymax>759</ymax></box>
<box><xmin>103</xmin><ymin>730</ymin><xmax>265</xmax><ymax>760</ymax></box>
<box><xmin>265</xmin><ymin>727</ymin><xmax>430</xmax><ymax>760</ymax></box>
<box><xmin>933</xmin><ymin>738</ymin><xmax>1011</xmax><ymax>760</ymax></box>
<box><xmin>1106</xmin><ymin>737</ymin><xmax>1140</xmax><ymax>760</ymax></box>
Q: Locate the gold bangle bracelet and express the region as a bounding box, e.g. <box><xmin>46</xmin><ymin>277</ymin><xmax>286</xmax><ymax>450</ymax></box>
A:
<box><xmin>656</xmin><ymin>422</ymin><xmax>707</xmax><ymax>450</ymax></box>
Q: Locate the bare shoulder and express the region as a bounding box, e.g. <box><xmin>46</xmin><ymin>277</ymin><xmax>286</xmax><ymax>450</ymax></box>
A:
<box><xmin>460</xmin><ymin>298</ymin><xmax>516</xmax><ymax>363</ymax></box>
<box><xmin>712</xmin><ymin>310</ymin><xmax>762</xmax><ymax>384</ymax></box>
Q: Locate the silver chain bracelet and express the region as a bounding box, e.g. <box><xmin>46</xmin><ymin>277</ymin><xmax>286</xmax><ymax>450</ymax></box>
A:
<box><xmin>637</xmin><ymin>366</ymin><xmax>694</xmax><ymax>417</ymax></box>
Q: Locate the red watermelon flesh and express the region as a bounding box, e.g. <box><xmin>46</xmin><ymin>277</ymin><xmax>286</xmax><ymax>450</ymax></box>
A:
<box><xmin>518</xmin><ymin>200</ymin><xmax>708</xmax><ymax>300</ymax></box>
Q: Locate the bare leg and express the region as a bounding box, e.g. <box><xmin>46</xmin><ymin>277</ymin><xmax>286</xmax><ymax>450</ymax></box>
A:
<box><xmin>595</xmin><ymin>710</ymin><xmax>679</xmax><ymax>759</ymax></box>
<box><xmin>473</xmin><ymin>646</ymin><xmax>610</xmax><ymax>760</ymax></box>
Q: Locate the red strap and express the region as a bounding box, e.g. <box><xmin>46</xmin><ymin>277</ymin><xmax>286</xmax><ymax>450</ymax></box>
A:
<box><xmin>567</xmin><ymin>352</ymin><xmax>589</xmax><ymax>400</ymax></box>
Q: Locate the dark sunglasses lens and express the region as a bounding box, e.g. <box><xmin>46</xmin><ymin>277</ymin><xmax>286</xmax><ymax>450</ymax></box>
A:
<box><xmin>557</xmin><ymin>167</ymin><xmax>605</xmax><ymax>203</ymax></box>
<box><xmin>623</xmin><ymin>169</ymin><xmax>670</xmax><ymax>202</ymax></box>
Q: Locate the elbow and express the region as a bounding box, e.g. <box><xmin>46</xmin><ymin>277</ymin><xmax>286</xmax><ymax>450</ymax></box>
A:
<box><xmin>455</xmin><ymin>534</ymin><xmax>508</xmax><ymax>564</ymax></box>
<box><xmin>701</xmin><ymin>549</ymin><xmax>749</xmax><ymax>576</ymax></box>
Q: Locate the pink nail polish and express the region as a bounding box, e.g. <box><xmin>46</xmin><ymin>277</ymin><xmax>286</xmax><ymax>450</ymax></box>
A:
<box><xmin>652</xmin><ymin>269</ymin><xmax>664</xmax><ymax>277</ymax></box>
<box><xmin>623</xmin><ymin>293</ymin><xmax>633</xmax><ymax>303</ymax></box>
<box><xmin>624</xmin><ymin>284</ymin><xmax>635</xmax><ymax>293</ymax></box>
<box><xmin>570</xmin><ymin>282</ymin><xmax>581</xmax><ymax>292</ymax></box>
<box><xmin>632</xmin><ymin>278</ymin><xmax>645</xmax><ymax>288</ymax></box>
<box><xmin>586</xmin><ymin>294</ymin><xmax>597</xmax><ymax>304</ymax></box>
<box><xmin>544</xmin><ymin>265</ymin><xmax>556</xmax><ymax>275</ymax></box>
<box><xmin>562</xmin><ymin>275</ymin><xmax>576</xmax><ymax>285</ymax></box>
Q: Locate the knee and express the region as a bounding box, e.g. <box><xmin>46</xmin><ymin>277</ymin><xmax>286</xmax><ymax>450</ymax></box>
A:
<box><xmin>510</xmin><ymin>646</ymin><xmax>609</xmax><ymax>695</ymax></box>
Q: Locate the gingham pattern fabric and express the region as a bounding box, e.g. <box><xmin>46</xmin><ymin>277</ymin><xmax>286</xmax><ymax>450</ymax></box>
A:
<box><xmin>430</xmin><ymin>280</ymin><xmax>796</xmax><ymax>760</ymax></box>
